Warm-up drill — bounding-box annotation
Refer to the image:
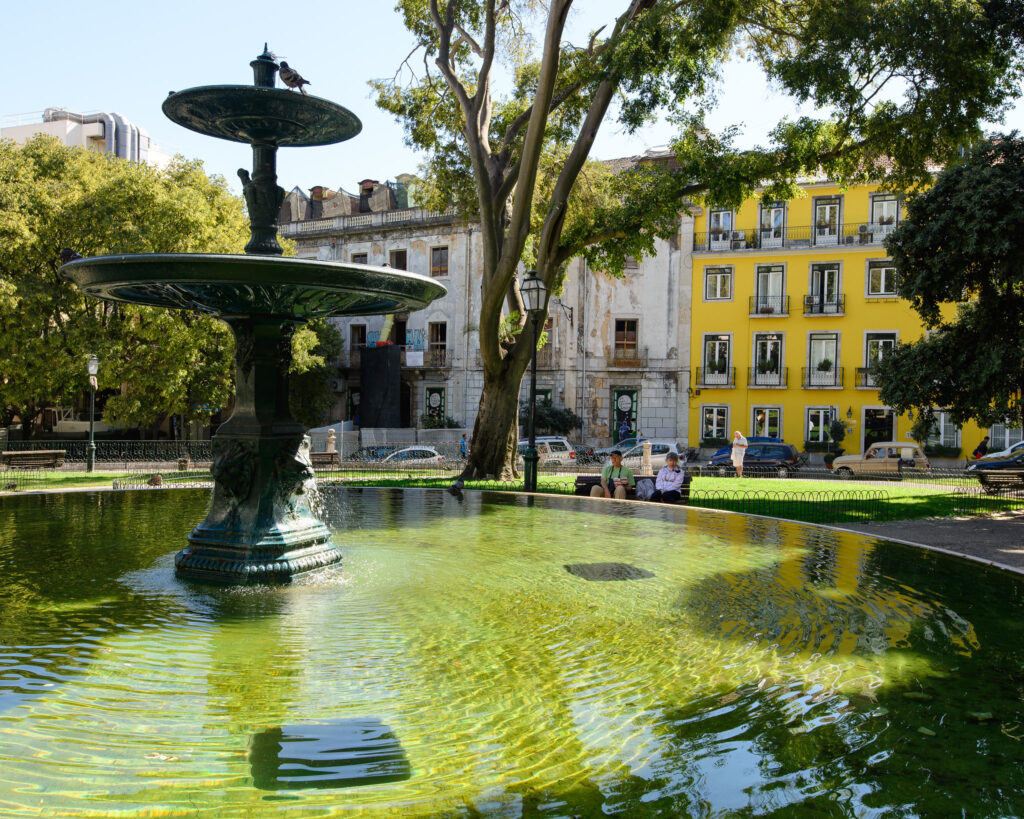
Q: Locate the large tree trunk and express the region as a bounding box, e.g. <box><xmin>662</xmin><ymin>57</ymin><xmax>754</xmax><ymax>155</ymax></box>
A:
<box><xmin>462</xmin><ymin>361</ymin><xmax>529</xmax><ymax>480</ymax></box>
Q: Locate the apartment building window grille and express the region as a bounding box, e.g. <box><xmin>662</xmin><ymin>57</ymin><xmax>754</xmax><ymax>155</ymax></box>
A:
<box><xmin>806</xmin><ymin>407</ymin><xmax>835</xmax><ymax>443</ymax></box>
<box><xmin>753</xmin><ymin>407</ymin><xmax>781</xmax><ymax>438</ymax></box>
<box><xmin>614</xmin><ymin>319</ymin><xmax>639</xmax><ymax>360</ymax></box>
<box><xmin>753</xmin><ymin>333</ymin><xmax>783</xmax><ymax>386</ymax></box>
<box><xmin>871</xmin><ymin>194</ymin><xmax>900</xmax><ymax>238</ymax></box>
<box><xmin>808</xmin><ymin>333</ymin><xmax>839</xmax><ymax>386</ymax></box>
<box><xmin>352</xmin><ymin>252</ymin><xmax>368</xmax><ymax>265</ymax></box>
<box><xmin>430</xmin><ymin>246</ymin><xmax>449</xmax><ymax>277</ymax></box>
<box><xmin>989</xmin><ymin>423</ymin><xmax>1023</xmax><ymax>452</ymax></box>
<box><xmin>704</xmin><ymin>266</ymin><xmax>732</xmax><ymax>301</ymax></box>
<box><xmin>702</xmin><ymin>406</ymin><xmax>729</xmax><ymax>441</ymax></box>
<box><xmin>389</xmin><ymin>249</ymin><xmax>408</xmax><ymax>270</ymax></box>
<box><xmin>709</xmin><ymin>209</ymin><xmax>733</xmax><ymax>248</ymax></box>
<box><xmin>813</xmin><ymin>197</ymin><xmax>841</xmax><ymax>245</ymax></box>
<box><xmin>927</xmin><ymin>411</ymin><xmax>961</xmax><ymax>449</ymax></box>
<box><xmin>867</xmin><ymin>261</ymin><xmax>898</xmax><ymax>296</ymax></box>
<box><xmin>759</xmin><ymin>202</ymin><xmax>785</xmax><ymax>248</ymax></box>
<box><xmin>428</xmin><ymin>322</ymin><xmax>447</xmax><ymax>367</ymax></box>
<box><xmin>808</xmin><ymin>264</ymin><xmax>841</xmax><ymax>313</ymax></box>
<box><xmin>755</xmin><ymin>265</ymin><xmax>785</xmax><ymax>313</ymax></box>
<box><xmin>702</xmin><ymin>334</ymin><xmax>731</xmax><ymax>385</ymax></box>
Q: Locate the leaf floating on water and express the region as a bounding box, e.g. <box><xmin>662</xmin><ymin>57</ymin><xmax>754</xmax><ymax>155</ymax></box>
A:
<box><xmin>144</xmin><ymin>752</ymin><xmax>180</xmax><ymax>761</ymax></box>
<box><xmin>902</xmin><ymin>691</ymin><xmax>933</xmax><ymax>701</ymax></box>
<box><xmin>968</xmin><ymin>711</ymin><xmax>994</xmax><ymax>721</ymax></box>
<box><xmin>918</xmin><ymin>727</ymin><xmax>937</xmax><ymax>737</ymax></box>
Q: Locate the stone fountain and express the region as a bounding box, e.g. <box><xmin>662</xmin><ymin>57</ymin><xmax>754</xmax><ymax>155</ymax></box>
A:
<box><xmin>61</xmin><ymin>47</ymin><xmax>446</xmax><ymax>584</ymax></box>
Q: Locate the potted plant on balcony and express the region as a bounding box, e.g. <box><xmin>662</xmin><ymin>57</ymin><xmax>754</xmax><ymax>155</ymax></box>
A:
<box><xmin>816</xmin><ymin>358</ymin><xmax>833</xmax><ymax>372</ymax></box>
<box><xmin>879</xmin><ymin>215</ymin><xmax>895</xmax><ymax>226</ymax></box>
<box><xmin>756</xmin><ymin>355</ymin><xmax>778</xmax><ymax>375</ymax></box>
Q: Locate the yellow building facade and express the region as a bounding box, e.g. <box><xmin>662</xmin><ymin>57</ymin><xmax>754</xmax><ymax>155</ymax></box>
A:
<box><xmin>688</xmin><ymin>180</ymin><xmax>989</xmax><ymax>458</ymax></box>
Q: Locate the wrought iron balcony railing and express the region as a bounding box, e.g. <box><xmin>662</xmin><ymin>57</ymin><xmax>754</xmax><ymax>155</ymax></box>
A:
<box><xmin>802</xmin><ymin>366</ymin><xmax>844</xmax><ymax>388</ymax></box>
<box><xmin>856</xmin><ymin>367</ymin><xmax>879</xmax><ymax>388</ymax></box>
<box><xmin>696</xmin><ymin>366</ymin><xmax>736</xmax><ymax>388</ymax></box>
<box><xmin>748</xmin><ymin>295</ymin><xmax>789</xmax><ymax>316</ymax></box>
<box><xmin>747</xmin><ymin>367</ymin><xmax>788</xmax><ymax>388</ymax></box>
<box><xmin>611</xmin><ymin>346</ymin><xmax>648</xmax><ymax>368</ymax></box>
<box><xmin>693</xmin><ymin>222</ymin><xmax>898</xmax><ymax>252</ymax></box>
<box><xmin>803</xmin><ymin>294</ymin><xmax>846</xmax><ymax>315</ymax></box>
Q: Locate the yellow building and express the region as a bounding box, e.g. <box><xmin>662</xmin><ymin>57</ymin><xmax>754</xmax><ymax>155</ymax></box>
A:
<box><xmin>688</xmin><ymin>180</ymin><xmax>989</xmax><ymax>458</ymax></box>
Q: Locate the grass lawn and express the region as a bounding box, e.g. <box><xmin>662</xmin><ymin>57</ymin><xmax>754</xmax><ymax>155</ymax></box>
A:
<box><xmin>0</xmin><ymin>470</ymin><xmax>135</xmax><ymax>491</ymax></box>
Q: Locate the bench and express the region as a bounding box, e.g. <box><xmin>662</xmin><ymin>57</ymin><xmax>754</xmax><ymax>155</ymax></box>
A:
<box><xmin>310</xmin><ymin>451</ymin><xmax>340</xmax><ymax>468</ymax></box>
<box><xmin>574</xmin><ymin>473</ymin><xmax>691</xmax><ymax>503</ymax></box>
<box><xmin>1</xmin><ymin>450</ymin><xmax>66</xmax><ymax>469</ymax></box>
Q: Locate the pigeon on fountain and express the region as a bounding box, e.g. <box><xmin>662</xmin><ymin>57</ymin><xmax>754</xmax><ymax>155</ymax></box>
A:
<box><xmin>448</xmin><ymin>478</ymin><xmax>464</xmax><ymax>500</ymax></box>
<box><xmin>59</xmin><ymin>248</ymin><xmax>83</xmax><ymax>264</ymax></box>
<box><xmin>278</xmin><ymin>62</ymin><xmax>310</xmax><ymax>95</ymax></box>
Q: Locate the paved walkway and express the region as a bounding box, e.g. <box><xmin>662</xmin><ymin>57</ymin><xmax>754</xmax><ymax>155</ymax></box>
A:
<box><xmin>837</xmin><ymin>511</ymin><xmax>1024</xmax><ymax>574</ymax></box>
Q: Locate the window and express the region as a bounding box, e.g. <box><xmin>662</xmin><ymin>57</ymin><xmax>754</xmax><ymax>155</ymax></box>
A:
<box><xmin>807</xmin><ymin>333</ymin><xmax>839</xmax><ymax>386</ymax></box>
<box><xmin>351</xmin><ymin>252</ymin><xmax>368</xmax><ymax>265</ymax></box>
<box><xmin>989</xmin><ymin>423</ymin><xmax>1023</xmax><ymax>452</ymax></box>
<box><xmin>754</xmin><ymin>264</ymin><xmax>785</xmax><ymax>313</ymax></box>
<box><xmin>709</xmin><ymin>210</ymin><xmax>733</xmax><ymax>245</ymax></box>
<box><xmin>350</xmin><ymin>324</ymin><xmax>366</xmax><ymax>350</ymax></box>
<box><xmin>614</xmin><ymin>319</ymin><xmax>638</xmax><ymax>360</ymax></box>
<box><xmin>807</xmin><ymin>407</ymin><xmax>835</xmax><ymax>443</ymax></box>
<box><xmin>393</xmin><ymin>318</ymin><xmax>408</xmax><ymax>346</ymax></box>
<box><xmin>759</xmin><ymin>202</ymin><xmax>785</xmax><ymax>248</ymax></box>
<box><xmin>862</xmin><ymin>332</ymin><xmax>896</xmax><ymax>386</ymax></box>
<box><xmin>430</xmin><ymin>246</ymin><xmax>449</xmax><ymax>277</ymax></box>
<box><xmin>702</xmin><ymin>406</ymin><xmax>729</xmax><ymax>441</ymax></box>
<box><xmin>927</xmin><ymin>411</ymin><xmax>961</xmax><ymax>448</ymax></box>
<box><xmin>814</xmin><ymin>197</ymin><xmax>841</xmax><ymax>245</ymax></box>
<box><xmin>871</xmin><ymin>194</ymin><xmax>900</xmax><ymax>234</ymax></box>
<box><xmin>704</xmin><ymin>266</ymin><xmax>732</xmax><ymax>301</ymax></box>
<box><xmin>807</xmin><ymin>263</ymin><xmax>841</xmax><ymax>313</ymax></box>
<box><xmin>752</xmin><ymin>407</ymin><xmax>781</xmax><ymax>438</ymax></box>
<box><xmin>624</xmin><ymin>256</ymin><xmax>639</xmax><ymax>271</ymax></box>
<box><xmin>753</xmin><ymin>333</ymin><xmax>783</xmax><ymax>385</ymax></box>
<box><xmin>428</xmin><ymin>322</ymin><xmax>447</xmax><ymax>366</ymax></box>
<box><xmin>867</xmin><ymin>261</ymin><xmax>898</xmax><ymax>296</ymax></box>
<box><xmin>389</xmin><ymin>249</ymin><xmax>408</xmax><ymax>270</ymax></box>
<box><xmin>702</xmin><ymin>334</ymin><xmax>731</xmax><ymax>385</ymax></box>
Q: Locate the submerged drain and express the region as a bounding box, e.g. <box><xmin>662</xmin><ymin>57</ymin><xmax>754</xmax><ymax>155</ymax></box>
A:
<box><xmin>249</xmin><ymin>719</ymin><xmax>412</xmax><ymax>790</ymax></box>
<box><xmin>564</xmin><ymin>562</ymin><xmax>655</xmax><ymax>581</ymax></box>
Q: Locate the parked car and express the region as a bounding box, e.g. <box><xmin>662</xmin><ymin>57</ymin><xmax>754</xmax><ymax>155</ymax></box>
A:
<box><xmin>709</xmin><ymin>436</ymin><xmax>783</xmax><ymax>459</ymax></box>
<box><xmin>595</xmin><ymin>436</ymin><xmax>649</xmax><ymax>457</ymax></box>
<box><xmin>966</xmin><ymin>449</ymin><xmax>1024</xmax><ymax>493</ymax></box>
<box><xmin>832</xmin><ymin>442</ymin><xmax>930</xmax><ymax>478</ymax></box>
<box><xmin>619</xmin><ymin>440</ymin><xmax>688</xmax><ymax>472</ymax></box>
<box><xmin>983</xmin><ymin>440</ymin><xmax>1024</xmax><ymax>460</ymax></box>
<box><xmin>708</xmin><ymin>442</ymin><xmax>802</xmax><ymax>477</ymax></box>
<box><xmin>349</xmin><ymin>445</ymin><xmax>398</xmax><ymax>461</ymax></box>
<box><xmin>380</xmin><ymin>446</ymin><xmax>446</xmax><ymax>466</ymax></box>
<box><xmin>569</xmin><ymin>441</ymin><xmax>600</xmax><ymax>465</ymax></box>
<box><xmin>516</xmin><ymin>437</ymin><xmax>577</xmax><ymax>467</ymax></box>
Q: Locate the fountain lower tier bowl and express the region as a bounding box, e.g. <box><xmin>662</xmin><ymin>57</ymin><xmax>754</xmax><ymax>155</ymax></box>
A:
<box><xmin>61</xmin><ymin>254</ymin><xmax>447</xmax><ymax>320</ymax></box>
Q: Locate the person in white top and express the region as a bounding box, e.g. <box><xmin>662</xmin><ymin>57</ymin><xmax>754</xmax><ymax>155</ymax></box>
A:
<box><xmin>731</xmin><ymin>430</ymin><xmax>748</xmax><ymax>477</ymax></box>
<box><xmin>650</xmin><ymin>452</ymin><xmax>686</xmax><ymax>503</ymax></box>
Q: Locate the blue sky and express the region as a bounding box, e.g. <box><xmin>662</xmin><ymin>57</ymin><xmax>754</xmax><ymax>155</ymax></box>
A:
<box><xmin>4</xmin><ymin>1</ymin><xmax>1022</xmax><ymax>196</ymax></box>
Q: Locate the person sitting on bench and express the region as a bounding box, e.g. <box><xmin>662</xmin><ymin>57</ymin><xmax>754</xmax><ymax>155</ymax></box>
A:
<box><xmin>591</xmin><ymin>450</ymin><xmax>635</xmax><ymax>499</ymax></box>
<box><xmin>650</xmin><ymin>452</ymin><xmax>685</xmax><ymax>503</ymax></box>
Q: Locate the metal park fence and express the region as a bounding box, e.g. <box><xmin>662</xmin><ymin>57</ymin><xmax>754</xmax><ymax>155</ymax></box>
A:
<box><xmin>2</xmin><ymin>439</ymin><xmax>213</xmax><ymax>466</ymax></box>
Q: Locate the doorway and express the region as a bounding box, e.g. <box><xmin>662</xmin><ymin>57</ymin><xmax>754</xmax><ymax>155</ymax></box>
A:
<box><xmin>400</xmin><ymin>382</ymin><xmax>412</xmax><ymax>428</ymax></box>
<box><xmin>863</xmin><ymin>408</ymin><xmax>895</xmax><ymax>450</ymax></box>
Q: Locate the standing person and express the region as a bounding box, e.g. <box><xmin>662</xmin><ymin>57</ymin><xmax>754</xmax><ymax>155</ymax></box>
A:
<box><xmin>618</xmin><ymin>417</ymin><xmax>631</xmax><ymax>443</ymax></box>
<box><xmin>650</xmin><ymin>452</ymin><xmax>686</xmax><ymax>503</ymax></box>
<box><xmin>973</xmin><ymin>436</ymin><xmax>989</xmax><ymax>459</ymax></box>
<box><xmin>591</xmin><ymin>450</ymin><xmax>635</xmax><ymax>499</ymax></box>
<box><xmin>731</xmin><ymin>430</ymin><xmax>748</xmax><ymax>477</ymax></box>
<box><xmin>460</xmin><ymin>434</ymin><xmax>468</xmax><ymax>458</ymax></box>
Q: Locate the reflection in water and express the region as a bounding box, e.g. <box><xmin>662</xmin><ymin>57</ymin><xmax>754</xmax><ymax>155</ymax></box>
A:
<box><xmin>0</xmin><ymin>488</ymin><xmax>1022</xmax><ymax>816</ymax></box>
<box><xmin>249</xmin><ymin>720</ymin><xmax>412</xmax><ymax>790</ymax></box>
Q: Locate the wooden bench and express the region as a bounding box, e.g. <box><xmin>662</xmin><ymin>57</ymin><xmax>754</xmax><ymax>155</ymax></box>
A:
<box><xmin>310</xmin><ymin>451</ymin><xmax>340</xmax><ymax>467</ymax></box>
<box><xmin>1</xmin><ymin>449</ymin><xmax>66</xmax><ymax>469</ymax></box>
<box><xmin>574</xmin><ymin>473</ymin><xmax>691</xmax><ymax>503</ymax></box>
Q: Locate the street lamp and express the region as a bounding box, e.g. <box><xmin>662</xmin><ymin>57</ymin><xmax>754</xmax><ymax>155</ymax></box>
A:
<box><xmin>521</xmin><ymin>271</ymin><xmax>549</xmax><ymax>493</ymax></box>
<box><xmin>86</xmin><ymin>354</ymin><xmax>99</xmax><ymax>473</ymax></box>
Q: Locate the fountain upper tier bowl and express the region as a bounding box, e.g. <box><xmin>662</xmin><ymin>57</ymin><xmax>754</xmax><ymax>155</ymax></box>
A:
<box><xmin>61</xmin><ymin>254</ymin><xmax>447</xmax><ymax>320</ymax></box>
<box><xmin>162</xmin><ymin>86</ymin><xmax>362</xmax><ymax>146</ymax></box>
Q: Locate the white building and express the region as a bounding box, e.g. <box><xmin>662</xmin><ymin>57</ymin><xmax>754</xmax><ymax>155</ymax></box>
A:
<box><xmin>1</xmin><ymin>108</ymin><xmax>171</xmax><ymax>167</ymax></box>
<box><xmin>281</xmin><ymin>165</ymin><xmax>693</xmax><ymax>447</ymax></box>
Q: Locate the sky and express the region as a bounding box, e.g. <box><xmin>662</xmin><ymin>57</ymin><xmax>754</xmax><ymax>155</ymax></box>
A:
<box><xmin>4</xmin><ymin>1</ymin><xmax>1023</xmax><ymax>197</ymax></box>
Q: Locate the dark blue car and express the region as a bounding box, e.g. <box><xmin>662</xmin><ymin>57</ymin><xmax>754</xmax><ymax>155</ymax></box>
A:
<box><xmin>966</xmin><ymin>449</ymin><xmax>1024</xmax><ymax>493</ymax></box>
<box><xmin>708</xmin><ymin>441</ymin><xmax>802</xmax><ymax>478</ymax></box>
<box><xmin>710</xmin><ymin>437</ymin><xmax>783</xmax><ymax>459</ymax></box>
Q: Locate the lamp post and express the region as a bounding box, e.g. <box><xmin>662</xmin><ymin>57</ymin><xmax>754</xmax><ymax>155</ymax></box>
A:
<box><xmin>86</xmin><ymin>354</ymin><xmax>99</xmax><ymax>473</ymax></box>
<box><xmin>521</xmin><ymin>271</ymin><xmax>549</xmax><ymax>493</ymax></box>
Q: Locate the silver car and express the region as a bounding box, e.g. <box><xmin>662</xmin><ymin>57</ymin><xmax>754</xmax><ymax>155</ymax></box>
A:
<box><xmin>619</xmin><ymin>440</ymin><xmax>687</xmax><ymax>472</ymax></box>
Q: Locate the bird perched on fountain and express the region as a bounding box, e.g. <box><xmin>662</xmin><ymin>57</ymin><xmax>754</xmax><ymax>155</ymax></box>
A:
<box><xmin>59</xmin><ymin>248</ymin><xmax>83</xmax><ymax>264</ymax></box>
<box><xmin>448</xmin><ymin>478</ymin><xmax>464</xmax><ymax>501</ymax></box>
<box><xmin>278</xmin><ymin>62</ymin><xmax>310</xmax><ymax>95</ymax></box>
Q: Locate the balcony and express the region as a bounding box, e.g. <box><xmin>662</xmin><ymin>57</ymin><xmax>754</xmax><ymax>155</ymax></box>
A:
<box><xmin>536</xmin><ymin>345</ymin><xmax>555</xmax><ymax>369</ymax></box>
<box><xmin>748</xmin><ymin>295</ymin><xmax>789</xmax><ymax>316</ymax></box>
<box><xmin>696</xmin><ymin>366</ymin><xmax>736</xmax><ymax>388</ymax></box>
<box><xmin>856</xmin><ymin>367</ymin><xmax>879</xmax><ymax>388</ymax></box>
<box><xmin>803</xmin><ymin>294</ymin><xmax>846</xmax><ymax>315</ymax></box>
<box><xmin>280</xmin><ymin>206</ymin><xmax>459</xmax><ymax>238</ymax></box>
<box><xmin>693</xmin><ymin>222</ymin><xmax>898</xmax><ymax>252</ymax></box>
<box><xmin>802</xmin><ymin>366</ymin><xmax>844</xmax><ymax>388</ymax></box>
<box><xmin>611</xmin><ymin>346</ymin><xmax>648</xmax><ymax>368</ymax></box>
<box><xmin>747</xmin><ymin>367</ymin><xmax>788</xmax><ymax>388</ymax></box>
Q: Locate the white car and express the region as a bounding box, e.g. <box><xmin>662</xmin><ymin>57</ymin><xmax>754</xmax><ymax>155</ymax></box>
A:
<box><xmin>984</xmin><ymin>440</ymin><xmax>1024</xmax><ymax>460</ymax></box>
<box><xmin>380</xmin><ymin>446</ymin><xmax>446</xmax><ymax>466</ymax></box>
<box><xmin>516</xmin><ymin>437</ymin><xmax>577</xmax><ymax>467</ymax></box>
<box><xmin>619</xmin><ymin>441</ymin><xmax>688</xmax><ymax>472</ymax></box>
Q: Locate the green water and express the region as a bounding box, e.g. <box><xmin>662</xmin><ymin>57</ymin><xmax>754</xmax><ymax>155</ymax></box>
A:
<box><xmin>0</xmin><ymin>488</ymin><xmax>1022</xmax><ymax>817</ymax></box>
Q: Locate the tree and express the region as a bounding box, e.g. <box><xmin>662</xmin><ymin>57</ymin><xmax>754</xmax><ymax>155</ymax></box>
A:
<box><xmin>376</xmin><ymin>0</ymin><xmax>1023</xmax><ymax>479</ymax></box>
<box><xmin>522</xmin><ymin>398</ymin><xmax>583</xmax><ymax>436</ymax></box>
<box><xmin>875</xmin><ymin>135</ymin><xmax>1024</xmax><ymax>432</ymax></box>
<box><xmin>289</xmin><ymin>318</ymin><xmax>344</xmax><ymax>429</ymax></box>
<box><xmin>0</xmin><ymin>135</ymin><xmax>248</xmax><ymax>437</ymax></box>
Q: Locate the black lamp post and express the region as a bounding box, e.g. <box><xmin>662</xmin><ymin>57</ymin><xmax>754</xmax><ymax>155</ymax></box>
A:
<box><xmin>86</xmin><ymin>354</ymin><xmax>99</xmax><ymax>472</ymax></box>
<box><xmin>521</xmin><ymin>271</ymin><xmax>549</xmax><ymax>493</ymax></box>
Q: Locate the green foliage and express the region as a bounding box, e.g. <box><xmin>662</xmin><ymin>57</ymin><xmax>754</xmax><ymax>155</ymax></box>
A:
<box><xmin>0</xmin><ymin>136</ymin><xmax>248</xmax><ymax>436</ymax></box>
<box><xmin>829</xmin><ymin>420</ymin><xmax>847</xmax><ymax>446</ymax></box>
<box><xmin>876</xmin><ymin>136</ymin><xmax>1024</xmax><ymax>429</ymax></box>
<box><xmin>289</xmin><ymin>318</ymin><xmax>344</xmax><ymax>429</ymax></box>
<box><xmin>521</xmin><ymin>399</ymin><xmax>582</xmax><ymax>436</ymax></box>
<box><xmin>419</xmin><ymin>413</ymin><xmax>461</xmax><ymax>429</ymax></box>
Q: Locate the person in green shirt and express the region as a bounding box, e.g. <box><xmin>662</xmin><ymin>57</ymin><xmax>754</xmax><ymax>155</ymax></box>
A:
<box><xmin>591</xmin><ymin>450</ymin><xmax>635</xmax><ymax>499</ymax></box>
